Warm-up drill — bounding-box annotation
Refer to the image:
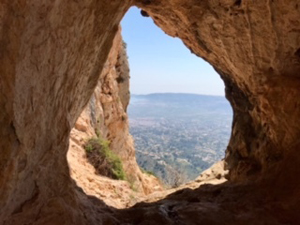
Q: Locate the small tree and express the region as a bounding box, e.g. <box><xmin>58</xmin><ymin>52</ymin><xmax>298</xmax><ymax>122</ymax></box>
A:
<box><xmin>171</xmin><ymin>171</ymin><xmax>184</xmax><ymax>188</ymax></box>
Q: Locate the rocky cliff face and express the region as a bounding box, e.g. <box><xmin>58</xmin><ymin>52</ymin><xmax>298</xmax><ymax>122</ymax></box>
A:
<box><xmin>0</xmin><ymin>0</ymin><xmax>300</xmax><ymax>224</ymax></box>
<box><xmin>68</xmin><ymin>29</ymin><xmax>162</xmax><ymax>200</ymax></box>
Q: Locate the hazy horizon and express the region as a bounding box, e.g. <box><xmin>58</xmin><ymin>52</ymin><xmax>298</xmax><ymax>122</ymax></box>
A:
<box><xmin>130</xmin><ymin>92</ymin><xmax>226</xmax><ymax>97</ymax></box>
<box><xmin>121</xmin><ymin>7</ymin><xmax>225</xmax><ymax>96</ymax></box>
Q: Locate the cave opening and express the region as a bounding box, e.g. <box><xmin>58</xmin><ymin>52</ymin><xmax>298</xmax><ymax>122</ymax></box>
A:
<box><xmin>1</xmin><ymin>1</ymin><xmax>300</xmax><ymax>224</ymax></box>
<box><xmin>121</xmin><ymin>7</ymin><xmax>233</xmax><ymax>188</ymax></box>
<box><xmin>66</xmin><ymin>5</ymin><xmax>233</xmax><ymax>210</ymax></box>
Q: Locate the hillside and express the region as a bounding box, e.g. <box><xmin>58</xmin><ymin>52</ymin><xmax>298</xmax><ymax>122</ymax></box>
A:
<box><xmin>128</xmin><ymin>93</ymin><xmax>232</xmax><ymax>187</ymax></box>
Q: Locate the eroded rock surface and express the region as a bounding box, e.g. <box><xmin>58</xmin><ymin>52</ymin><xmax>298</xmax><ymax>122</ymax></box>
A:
<box><xmin>68</xmin><ymin>29</ymin><xmax>163</xmax><ymax>207</ymax></box>
<box><xmin>0</xmin><ymin>0</ymin><xmax>300</xmax><ymax>224</ymax></box>
<box><xmin>0</xmin><ymin>1</ymin><xmax>131</xmax><ymax>224</ymax></box>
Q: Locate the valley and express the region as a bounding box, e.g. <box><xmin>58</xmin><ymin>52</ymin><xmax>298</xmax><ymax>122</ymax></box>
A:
<box><xmin>128</xmin><ymin>93</ymin><xmax>232</xmax><ymax>187</ymax></box>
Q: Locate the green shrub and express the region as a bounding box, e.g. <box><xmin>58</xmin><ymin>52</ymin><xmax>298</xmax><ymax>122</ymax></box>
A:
<box><xmin>141</xmin><ymin>167</ymin><xmax>156</xmax><ymax>177</ymax></box>
<box><xmin>84</xmin><ymin>137</ymin><xmax>126</xmax><ymax>180</ymax></box>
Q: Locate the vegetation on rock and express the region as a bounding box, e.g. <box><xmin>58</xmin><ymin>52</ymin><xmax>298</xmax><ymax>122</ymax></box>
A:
<box><xmin>84</xmin><ymin>137</ymin><xmax>126</xmax><ymax>180</ymax></box>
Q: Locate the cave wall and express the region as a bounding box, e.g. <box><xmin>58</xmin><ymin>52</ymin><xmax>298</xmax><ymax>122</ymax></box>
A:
<box><xmin>0</xmin><ymin>0</ymin><xmax>300</xmax><ymax>224</ymax></box>
<box><xmin>0</xmin><ymin>0</ymin><xmax>131</xmax><ymax>224</ymax></box>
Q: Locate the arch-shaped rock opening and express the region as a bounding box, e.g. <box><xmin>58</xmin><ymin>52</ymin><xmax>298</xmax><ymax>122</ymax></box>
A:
<box><xmin>121</xmin><ymin>6</ymin><xmax>232</xmax><ymax>187</ymax></box>
<box><xmin>0</xmin><ymin>0</ymin><xmax>300</xmax><ymax>224</ymax></box>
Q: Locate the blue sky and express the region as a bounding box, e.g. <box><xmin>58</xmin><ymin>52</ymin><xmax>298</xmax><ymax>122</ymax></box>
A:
<box><xmin>121</xmin><ymin>7</ymin><xmax>225</xmax><ymax>96</ymax></box>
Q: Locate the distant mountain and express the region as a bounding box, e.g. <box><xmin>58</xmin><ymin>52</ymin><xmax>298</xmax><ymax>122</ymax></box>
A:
<box><xmin>130</xmin><ymin>93</ymin><xmax>232</xmax><ymax>118</ymax></box>
<box><xmin>128</xmin><ymin>93</ymin><xmax>232</xmax><ymax>187</ymax></box>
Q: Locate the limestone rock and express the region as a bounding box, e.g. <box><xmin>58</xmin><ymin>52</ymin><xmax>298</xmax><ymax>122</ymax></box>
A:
<box><xmin>1</xmin><ymin>0</ymin><xmax>300</xmax><ymax>224</ymax></box>
<box><xmin>0</xmin><ymin>1</ymin><xmax>132</xmax><ymax>224</ymax></box>
<box><xmin>68</xmin><ymin>29</ymin><xmax>163</xmax><ymax>201</ymax></box>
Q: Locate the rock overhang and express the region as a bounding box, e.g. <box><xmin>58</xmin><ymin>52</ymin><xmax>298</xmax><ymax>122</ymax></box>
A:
<box><xmin>0</xmin><ymin>0</ymin><xmax>300</xmax><ymax>224</ymax></box>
